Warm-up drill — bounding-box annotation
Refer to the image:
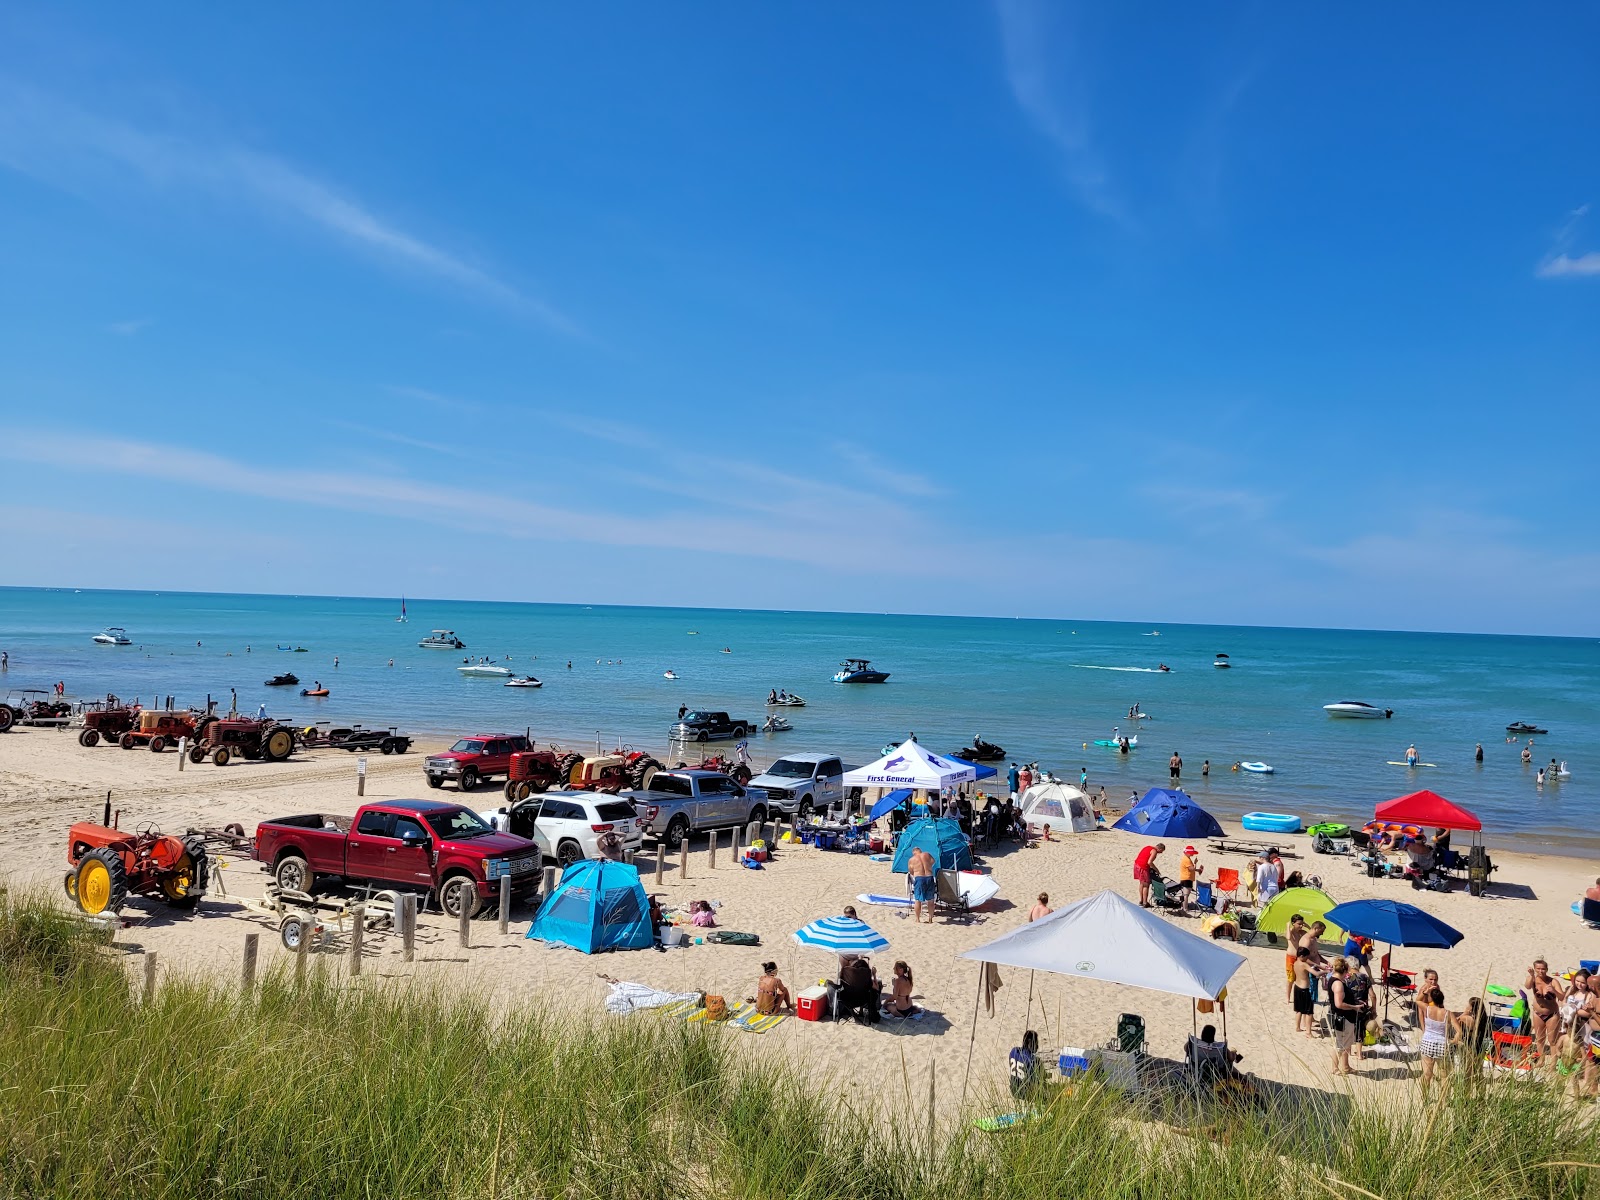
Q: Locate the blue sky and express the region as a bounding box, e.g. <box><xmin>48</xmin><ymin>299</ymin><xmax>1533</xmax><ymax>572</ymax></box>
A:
<box><xmin>1</xmin><ymin>4</ymin><xmax>1596</xmax><ymax>634</ymax></box>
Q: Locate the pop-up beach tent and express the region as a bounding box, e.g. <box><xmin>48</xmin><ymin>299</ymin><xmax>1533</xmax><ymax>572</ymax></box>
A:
<box><xmin>1017</xmin><ymin>781</ymin><xmax>1096</xmax><ymax>834</ymax></box>
<box><xmin>844</xmin><ymin>740</ymin><xmax>978</xmax><ymax>791</ymax></box>
<box><xmin>1256</xmin><ymin>886</ymin><xmax>1345</xmax><ymax>943</ymax></box>
<box><xmin>526</xmin><ymin>859</ymin><xmax>653</xmax><ymax>954</ymax></box>
<box><xmin>890</xmin><ymin>817</ymin><xmax>973</xmax><ymax>873</ymax></box>
<box><xmin>1112</xmin><ymin>790</ymin><xmax>1224</xmax><ymax>840</ymax></box>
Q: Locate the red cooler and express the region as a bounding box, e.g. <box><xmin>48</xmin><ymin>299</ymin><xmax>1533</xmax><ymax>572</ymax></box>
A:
<box><xmin>796</xmin><ymin>985</ymin><xmax>829</xmax><ymax>1022</ymax></box>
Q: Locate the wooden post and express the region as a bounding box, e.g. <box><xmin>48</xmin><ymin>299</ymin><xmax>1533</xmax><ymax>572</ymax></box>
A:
<box><xmin>459</xmin><ymin>902</ymin><xmax>472</xmax><ymax>949</ymax></box>
<box><xmin>498</xmin><ymin>874</ymin><xmax>511</xmax><ymax>934</ymax></box>
<box><xmin>624</xmin><ymin>849</ymin><xmax>635</xmax><ymax>866</ymax></box>
<box><xmin>654</xmin><ymin>847</ymin><xmax>665</xmax><ymax>885</ymax></box>
<box><xmin>708</xmin><ymin>829</ymin><xmax>718</xmax><ymax>869</ymax></box>
<box><xmin>143</xmin><ymin>951</ymin><xmax>158</xmax><ymax>1003</ymax></box>
<box><xmin>543</xmin><ymin>866</ymin><xmax>557</xmax><ymax>898</ymax></box>
<box><xmin>177</xmin><ymin>737</ymin><xmax>186</xmax><ymax>771</ymax></box>
<box><xmin>357</xmin><ymin>756</ymin><xmax>367</xmax><ymax>797</ymax></box>
<box><xmin>733</xmin><ymin>826</ymin><xmax>743</xmax><ymax>859</ymax></box>
<box><xmin>241</xmin><ymin>933</ymin><xmax>259</xmax><ymax>992</ymax></box>
<box><xmin>348</xmin><ymin>904</ymin><xmax>365</xmax><ymax>975</ymax></box>
<box><xmin>927</xmin><ymin>1060</ymin><xmax>937</xmax><ymax>1150</ymax></box>
<box><xmin>400</xmin><ymin>893</ymin><xmax>416</xmax><ymax>963</ymax></box>
<box><xmin>296</xmin><ymin>919</ymin><xmax>310</xmax><ymax>981</ymax></box>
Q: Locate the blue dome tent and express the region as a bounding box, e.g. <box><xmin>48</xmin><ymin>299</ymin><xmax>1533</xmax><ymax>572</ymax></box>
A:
<box><xmin>526</xmin><ymin>858</ymin><xmax>654</xmax><ymax>953</ymax></box>
<box><xmin>1112</xmin><ymin>790</ymin><xmax>1224</xmax><ymax>840</ymax></box>
<box><xmin>890</xmin><ymin>817</ymin><xmax>973</xmax><ymax>874</ymax></box>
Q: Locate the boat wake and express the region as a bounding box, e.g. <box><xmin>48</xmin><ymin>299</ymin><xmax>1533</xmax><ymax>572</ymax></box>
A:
<box><xmin>1074</xmin><ymin>665</ymin><xmax>1164</xmax><ymax>673</ymax></box>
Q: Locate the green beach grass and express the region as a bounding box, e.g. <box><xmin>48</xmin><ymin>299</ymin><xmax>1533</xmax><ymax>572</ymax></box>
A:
<box><xmin>0</xmin><ymin>891</ymin><xmax>1594</xmax><ymax>1200</ymax></box>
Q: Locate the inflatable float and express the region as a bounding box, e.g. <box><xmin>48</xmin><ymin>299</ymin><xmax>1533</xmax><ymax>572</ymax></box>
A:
<box><xmin>299</xmin><ymin>688</ymin><xmax>329</xmax><ymax>697</ymax></box>
<box><xmin>1237</xmin><ymin>761</ymin><xmax>1274</xmax><ymax>774</ymax></box>
<box><xmin>1092</xmin><ymin>736</ymin><xmax>1138</xmax><ymax>748</ymax></box>
<box><xmin>1307</xmin><ymin>822</ymin><xmax>1351</xmax><ymax>838</ymax></box>
<box><xmin>1241</xmin><ymin>812</ymin><xmax>1302</xmax><ymax>834</ymax></box>
<box><xmin>1361</xmin><ymin>820</ymin><xmax>1425</xmax><ymax>847</ymax></box>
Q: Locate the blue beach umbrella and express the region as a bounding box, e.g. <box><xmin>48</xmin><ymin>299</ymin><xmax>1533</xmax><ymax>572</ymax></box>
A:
<box><xmin>793</xmin><ymin>915</ymin><xmax>891</xmax><ymax>955</ymax></box>
<box><xmin>869</xmin><ymin>788</ymin><xmax>913</xmax><ymax>822</ymax></box>
<box><xmin>1322</xmin><ymin>899</ymin><xmax>1463</xmax><ymax>949</ymax></box>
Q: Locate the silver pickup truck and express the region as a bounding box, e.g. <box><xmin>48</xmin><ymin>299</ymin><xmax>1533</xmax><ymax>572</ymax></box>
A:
<box><xmin>626</xmin><ymin>769</ymin><xmax>771</xmax><ymax>850</ymax></box>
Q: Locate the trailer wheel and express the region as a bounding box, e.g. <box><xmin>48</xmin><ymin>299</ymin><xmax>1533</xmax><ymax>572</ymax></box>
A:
<box><xmin>0</xmin><ymin>705</ymin><xmax>14</xmax><ymax>733</ymax></box>
<box><xmin>439</xmin><ymin>874</ymin><xmax>481</xmax><ymax>920</ymax></box>
<box><xmin>381</xmin><ymin>739</ymin><xmax>395</xmax><ymax>755</ymax></box>
<box><xmin>149</xmin><ymin>735</ymin><xmax>166</xmax><ymax>753</ymax></box>
<box><xmin>275</xmin><ymin>854</ymin><xmax>313</xmax><ymax>893</ymax></box>
<box><xmin>279</xmin><ymin>915</ymin><xmax>312</xmax><ymax>952</ymax></box>
<box><xmin>212</xmin><ymin>746</ymin><xmax>232</xmax><ymax>767</ymax></box>
<box><xmin>75</xmin><ymin>847</ymin><xmax>128</xmax><ymax>915</ymax></box>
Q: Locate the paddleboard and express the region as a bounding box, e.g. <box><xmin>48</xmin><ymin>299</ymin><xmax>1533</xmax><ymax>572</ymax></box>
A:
<box><xmin>1386</xmin><ymin>761</ymin><xmax>1439</xmax><ymax>768</ymax></box>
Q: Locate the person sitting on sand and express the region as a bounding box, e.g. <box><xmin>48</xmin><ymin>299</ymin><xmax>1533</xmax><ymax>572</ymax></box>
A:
<box><xmin>689</xmin><ymin>900</ymin><xmax>716</xmax><ymax>928</ymax></box>
<box><xmin>1029</xmin><ymin>892</ymin><xmax>1053</xmax><ymax>922</ymax></box>
<box><xmin>1008</xmin><ymin>1030</ymin><xmax>1046</xmax><ymax>1100</ymax></box>
<box><xmin>754</xmin><ymin>962</ymin><xmax>793</xmax><ymax>1016</ymax></box>
<box><xmin>887</xmin><ymin>960</ymin><xmax>919</xmax><ymax>1017</ymax></box>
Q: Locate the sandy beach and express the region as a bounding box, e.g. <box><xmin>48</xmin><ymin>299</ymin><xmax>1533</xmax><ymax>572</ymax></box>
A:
<box><xmin>4</xmin><ymin>724</ymin><xmax>1596</xmax><ymax>1107</ymax></box>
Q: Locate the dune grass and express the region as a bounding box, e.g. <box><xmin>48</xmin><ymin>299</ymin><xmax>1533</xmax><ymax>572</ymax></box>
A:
<box><xmin>0</xmin><ymin>891</ymin><xmax>1594</xmax><ymax>1199</ymax></box>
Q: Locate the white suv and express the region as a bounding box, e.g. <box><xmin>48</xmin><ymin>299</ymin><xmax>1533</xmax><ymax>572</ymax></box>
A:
<box><xmin>478</xmin><ymin>790</ymin><xmax>643</xmax><ymax>867</ymax></box>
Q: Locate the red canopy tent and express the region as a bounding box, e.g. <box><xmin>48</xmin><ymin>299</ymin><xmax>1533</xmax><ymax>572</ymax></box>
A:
<box><xmin>1373</xmin><ymin>789</ymin><xmax>1482</xmax><ymax>831</ymax></box>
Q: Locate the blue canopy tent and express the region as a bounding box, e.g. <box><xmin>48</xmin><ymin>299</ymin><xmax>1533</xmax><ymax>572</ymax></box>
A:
<box><xmin>890</xmin><ymin>817</ymin><xmax>973</xmax><ymax>874</ymax></box>
<box><xmin>949</xmin><ymin>757</ymin><xmax>999</xmax><ymax>780</ymax></box>
<box><xmin>526</xmin><ymin>859</ymin><xmax>654</xmax><ymax>953</ymax></box>
<box><xmin>1112</xmin><ymin>790</ymin><xmax>1224</xmax><ymax>839</ymax></box>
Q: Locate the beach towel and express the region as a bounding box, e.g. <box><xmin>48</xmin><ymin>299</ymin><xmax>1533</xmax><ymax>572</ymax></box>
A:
<box><xmin>688</xmin><ymin>1001</ymin><xmax>754</xmax><ymax>1026</ymax></box>
<box><xmin>654</xmin><ymin>996</ymin><xmax>704</xmax><ymax>1020</ymax></box>
<box><xmin>734</xmin><ymin>1009</ymin><xmax>789</xmax><ymax>1034</ymax></box>
<box><xmin>603</xmin><ymin>981</ymin><xmax>702</xmax><ymax>1016</ymax></box>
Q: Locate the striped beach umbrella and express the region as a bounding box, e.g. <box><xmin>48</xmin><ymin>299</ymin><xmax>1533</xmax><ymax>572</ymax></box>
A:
<box><xmin>792</xmin><ymin>915</ymin><xmax>890</xmax><ymax>955</ymax></box>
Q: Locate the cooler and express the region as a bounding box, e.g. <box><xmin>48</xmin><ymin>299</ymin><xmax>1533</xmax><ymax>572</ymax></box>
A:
<box><xmin>797</xmin><ymin>985</ymin><xmax>829</xmax><ymax>1022</ymax></box>
<box><xmin>1057</xmin><ymin>1047</ymin><xmax>1090</xmax><ymax>1077</ymax></box>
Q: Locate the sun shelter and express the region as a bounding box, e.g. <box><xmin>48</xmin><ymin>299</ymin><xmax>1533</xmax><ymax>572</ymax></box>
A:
<box><xmin>1112</xmin><ymin>791</ymin><xmax>1224</xmax><ymax>840</ymax></box>
<box><xmin>1256</xmin><ymin>886</ymin><xmax>1344</xmax><ymax>943</ymax></box>
<box><xmin>526</xmin><ymin>859</ymin><xmax>653</xmax><ymax>954</ymax></box>
<box><xmin>890</xmin><ymin>817</ymin><xmax>973</xmax><ymax>873</ymax></box>
<box><xmin>793</xmin><ymin>914</ymin><xmax>891</xmax><ymax>955</ymax></box>
<box><xmin>956</xmin><ymin>890</ymin><xmax>1245</xmax><ymax>1098</ymax></box>
<box><xmin>1017</xmin><ymin>781</ymin><xmax>1096</xmax><ymax>834</ymax></box>
<box><xmin>1374</xmin><ymin>790</ymin><xmax>1481</xmax><ymax>832</ymax></box>
<box><xmin>844</xmin><ymin>740</ymin><xmax>978</xmax><ymax>791</ymax></box>
<box><xmin>1323</xmin><ymin>898</ymin><xmax>1463</xmax><ymax>1019</ymax></box>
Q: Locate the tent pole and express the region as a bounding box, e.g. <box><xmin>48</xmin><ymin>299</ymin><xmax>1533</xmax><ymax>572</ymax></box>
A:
<box><xmin>959</xmin><ymin>962</ymin><xmax>984</xmax><ymax>1109</ymax></box>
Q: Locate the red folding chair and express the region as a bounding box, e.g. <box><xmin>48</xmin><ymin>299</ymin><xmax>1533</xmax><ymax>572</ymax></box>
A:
<box><xmin>1488</xmin><ymin>1030</ymin><xmax>1537</xmax><ymax>1076</ymax></box>
<box><xmin>1213</xmin><ymin>867</ymin><xmax>1241</xmax><ymax>901</ymax></box>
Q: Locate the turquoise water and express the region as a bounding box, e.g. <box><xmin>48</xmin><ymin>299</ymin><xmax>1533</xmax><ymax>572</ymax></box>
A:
<box><xmin>3</xmin><ymin>587</ymin><xmax>1597</xmax><ymax>852</ymax></box>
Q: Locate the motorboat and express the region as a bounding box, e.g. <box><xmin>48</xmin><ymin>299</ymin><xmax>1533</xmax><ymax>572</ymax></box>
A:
<box><xmin>762</xmin><ymin>715</ymin><xmax>792</xmax><ymax>733</ymax></box>
<box><xmin>1506</xmin><ymin>721</ymin><xmax>1548</xmax><ymax>735</ymax></box>
<box><xmin>834</xmin><ymin>658</ymin><xmax>890</xmax><ymax>684</ymax></box>
<box><xmin>1213</xmin><ymin>653</ymin><xmax>1231</xmax><ymax>669</ymax></box>
<box><xmin>952</xmin><ymin>737</ymin><xmax>1005</xmax><ymax>761</ymax></box>
<box><xmin>264</xmin><ymin>673</ymin><xmax>299</xmax><ymax>687</ymax></box>
<box><xmin>92</xmin><ymin>627</ymin><xmax>132</xmax><ymax>645</ymax></box>
<box><xmin>458</xmin><ymin>663</ymin><xmax>513</xmax><ymax>678</ymax></box>
<box><xmin>766</xmin><ymin>692</ymin><xmax>806</xmax><ymax>707</ymax></box>
<box><xmin>504</xmin><ymin>676</ymin><xmax>543</xmax><ymax>688</ymax></box>
<box><xmin>419</xmin><ymin>630</ymin><xmax>466</xmax><ymax>650</ymax></box>
<box><xmin>663</xmin><ymin>670</ymin><xmax>678</xmax><ymax>680</ymax></box>
<box><xmin>1324</xmin><ymin>701</ymin><xmax>1394</xmax><ymax>719</ymax></box>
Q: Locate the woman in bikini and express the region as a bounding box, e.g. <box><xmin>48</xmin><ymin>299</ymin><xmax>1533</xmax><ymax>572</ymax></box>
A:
<box><xmin>754</xmin><ymin>962</ymin><xmax>793</xmax><ymax>1016</ymax></box>
<box><xmin>1526</xmin><ymin>958</ymin><xmax>1564</xmax><ymax>1060</ymax></box>
<box><xmin>887</xmin><ymin>960</ymin><xmax>919</xmax><ymax>1017</ymax></box>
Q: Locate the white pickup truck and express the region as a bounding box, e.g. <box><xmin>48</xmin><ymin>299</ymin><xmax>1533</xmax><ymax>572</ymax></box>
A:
<box><xmin>745</xmin><ymin>753</ymin><xmax>844</xmax><ymax>819</ymax></box>
<box><xmin>626</xmin><ymin>769</ymin><xmax>771</xmax><ymax>850</ymax></box>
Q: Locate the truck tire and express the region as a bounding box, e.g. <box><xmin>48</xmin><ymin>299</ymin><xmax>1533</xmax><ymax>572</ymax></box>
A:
<box><xmin>79</xmin><ymin>728</ymin><xmax>100</xmax><ymax>747</ymax></box>
<box><xmin>458</xmin><ymin>767</ymin><xmax>479</xmax><ymax>792</ymax></box>
<box><xmin>732</xmin><ymin>725</ymin><xmax>747</xmax><ymax>738</ymax></box>
<box><xmin>439</xmin><ymin>874</ymin><xmax>481</xmax><ymax>920</ymax></box>
<box><xmin>275</xmin><ymin>854</ymin><xmax>313</xmax><ymax>894</ymax></box>
<box><xmin>696</xmin><ymin>731</ymin><xmax>709</xmax><ymax>743</ymax></box>
<box><xmin>0</xmin><ymin>705</ymin><xmax>14</xmax><ymax>733</ymax></box>
<box><xmin>798</xmin><ymin>795</ymin><xmax>814</xmax><ymax>819</ymax></box>
<box><xmin>664</xmin><ymin>816</ymin><xmax>691</xmax><ymax>851</ymax></box>
<box><xmin>149</xmin><ymin>735</ymin><xmax>166</xmax><ymax>753</ymax></box>
<box><xmin>426</xmin><ymin>774</ymin><xmax>444</xmax><ymax>789</ymax></box>
<box><xmin>747</xmin><ymin>804</ymin><xmax>768</xmax><ymax>827</ymax></box>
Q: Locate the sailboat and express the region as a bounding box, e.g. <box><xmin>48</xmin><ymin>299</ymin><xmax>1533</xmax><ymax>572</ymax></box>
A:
<box><xmin>397</xmin><ymin>596</ymin><xmax>408</xmax><ymax>623</ymax></box>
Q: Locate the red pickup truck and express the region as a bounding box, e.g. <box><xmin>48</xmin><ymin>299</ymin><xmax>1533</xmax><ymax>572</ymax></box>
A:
<box><xmin>253</xmin><ymin>798</ymin><xmax>542</xmax><ymax>918</ymax></box>
<box><xmin>424</xmin><ymin>733</ymin><xmax>531</xmax><ymax>791</ymax></box>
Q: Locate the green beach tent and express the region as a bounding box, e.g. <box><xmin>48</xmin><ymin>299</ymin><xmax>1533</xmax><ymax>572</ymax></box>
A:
<box><xmin>1256</xmin><ymin>886</ymin><xmax>1344</xmax><ymax>944</ymax></box>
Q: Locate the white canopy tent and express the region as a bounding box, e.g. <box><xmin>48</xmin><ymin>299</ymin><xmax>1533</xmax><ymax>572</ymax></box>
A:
<box><xmin>843</xmin><ymin>739</ymin><xmax>978</xmax><ymax>792</ymax></box>
<box><xmin>1017</xmin><ymin>781</ymin><xmax>1096</xmax><ymax>835</ymax></box>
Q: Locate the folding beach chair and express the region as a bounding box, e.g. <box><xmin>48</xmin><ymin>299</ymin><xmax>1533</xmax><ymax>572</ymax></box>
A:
<box><xmin>1194</xmin><ymin>882</ymin><xmax>1215</xmax><ymax>912</ymax></box>
<box><xmin>1213</xmin><ymin>868</ymin><xmax>1241</xmax><ymax>902</ymax></box>
<box><xmin>1487</xmin><ymin>1030</ymin><xmax>1537</xmax><ymax>1077</ymax></box>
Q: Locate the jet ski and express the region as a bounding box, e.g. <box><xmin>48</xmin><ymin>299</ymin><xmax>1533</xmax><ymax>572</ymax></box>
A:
<box><xmin>663</xmin><ymin>671</ymin><xmax>679</xmax><ymax>680</ymax></box>
<box><xmin>766</xmin><ymin>693</ymin><xmax>806</xmax><ymax>707</ymax></box>
<box><xmin>505</xmin><ymin>676</ymin><xmax>543</xmax><ymax>688</ymax></box>
<box><xmin>953</xmin><ymin>737</ymin><xmax>1005</xmax><ymax>761</ymax></box>
<box><xmin>265</xmin><ymin>673</ymin><xmax>299</xmax><ymax>687</ymax></box>
<box><xmin>762</xmin><ymin>715</ymin><xmax>792</xmax><ymax>732</ymax></box>
<box><xmin>1506</xmin><ymin>722</ymin><xmax>1548</xmax><ymax>735</ymax></box>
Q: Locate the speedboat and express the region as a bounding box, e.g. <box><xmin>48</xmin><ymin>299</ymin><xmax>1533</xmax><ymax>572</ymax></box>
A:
<box><xmin>92</xmin><ymin>627</ymin><xmax>132</xmax><ymax>645</ymax></box>
<box><xmin>762</xmin><ymin>715</ymin><xmax>792</xmax><ymax>732</ymax></box>
<box><xmin>458</xmin><ymin>663</ymin><xmax>513</xmax><ymax>678</ymax></box>
<box><xmin>952</xmin><ymin>737</ymin><xmax>1005</xmax><ymax>761</ymax></box>
<box><xmin>504</xmin><ymin>675</ymin><xmax>542</xmax><ymax>688</ymax></box>
<box><xmin>419</xmin><ymin>630</ymin><xmax>466</xmax><ymax>650</ymax></box>
<box><xmin>265</xmin><ymin>673</ymin><xmax>299</xmax><ymax>687</ymax></box>
<box><xmin>1213</xmin><ymin>653</ymin><xmax>1231</xmax><ymax>669</ymax></box>
<box><xmin>1324</xmin><ymin>701</ymin><xmax>1393</xmax><ymax>719</ymax></box>
<box><xmin>663</xmin><ymin>670</ymin><xmax>678</xmax><ymax>680</ymax></box>
<box><xmin>1506</xmin><ymin>721</ymin><xmax>1548</xmax><ymax>735</ymax></box>
<box><xmin>834</xmin><ymin>658</ymin><xmax>890</xmax><ymax>684</ymax></box>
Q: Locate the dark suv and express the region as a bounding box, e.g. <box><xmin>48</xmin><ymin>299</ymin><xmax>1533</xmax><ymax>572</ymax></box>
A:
<box><xmin>425</xmin><ymin>734</ymin><xmax>532</xmax><ymax>792</ymax></box>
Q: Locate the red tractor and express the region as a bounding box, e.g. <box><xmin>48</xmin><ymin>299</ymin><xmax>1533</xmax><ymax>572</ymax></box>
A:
<box><xmin>502</xmin><ymin>747</ymin><xmax>584</xmax><ymax>802</ymax></box>
<box><xmin>78</xmin><ymin>696</ymin><xmax>138</xmax><ymax>747</ymax></box>
<box><xmin>669</xmin><ymin>753</ymin><xmax>753</xmax><ymax>786</ymax></box>
<box><xmin>64</xmin><ymin>801</ymin><xmax>209</xmax><ymax>916</ymax></box>
<box><xmin>189</xmin><ymin>714</ymin><xmax>296</xmax><ymax>766</ymax></box>
<box><xmin>118</xmin><ymin>709</ymin><xmax>201</xmax><ymax>753</ymax></box>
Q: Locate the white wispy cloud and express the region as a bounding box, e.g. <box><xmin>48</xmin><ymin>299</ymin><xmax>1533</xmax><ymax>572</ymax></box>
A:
<box><xmin>1536</xmin><ymin>204</ymin><xmax>1599</xmax><ymax>279</ymax></box>
<box><xmin>992</xmin><ymin>0</ymin><xmax>1129</xmax><ymax>225</ymax></box>
<box><xmin>0</xmin><ymin>82</ymin><xmax>580</xmax><ymax>333</ymax></box>
<box><xmin>833</xmin><ymin>443</ymin><xmax>944</xmax><ymax>497</ymax></box>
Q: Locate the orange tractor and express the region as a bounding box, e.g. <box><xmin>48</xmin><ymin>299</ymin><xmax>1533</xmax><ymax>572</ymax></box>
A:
<box><xmin>566</xmin><ymin>746</ymin><xmax>665</xmax><ymax>793</ymax></box>
<box><xmin>64</xmin><ymin>798</ymin><xmax>209</xmax><ymax>916</ymax></box>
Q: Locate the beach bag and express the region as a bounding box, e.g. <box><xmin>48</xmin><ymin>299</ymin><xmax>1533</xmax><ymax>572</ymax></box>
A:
<box><xmin>709</xmin><ymin>931</ymin><xmax>761</xmax><ymax>946</ymax></box>
<box><xmin>703</xmin><ymin>995</ymin><xmax>728</xmax><ymax>1022</ymax></box>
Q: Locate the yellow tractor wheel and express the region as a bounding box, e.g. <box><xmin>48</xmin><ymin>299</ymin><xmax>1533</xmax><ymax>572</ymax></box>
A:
<box><xmin>62</xmin><ymin>870</ymin><xmax>78</xmax><ymax>902</ymax></box>
<box><xmin>74</xmin><ymin>848</ymin><xmax>129</xmax><ymax>915</ymax></box>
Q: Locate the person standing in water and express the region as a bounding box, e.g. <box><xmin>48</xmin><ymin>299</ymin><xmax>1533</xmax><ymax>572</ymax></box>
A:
<box><xmin>1475</xmin><ymin>742</ymin><xmax>1484</xmax><ymax>763</ymax></box>
<box><xmin>1406</xmin><ymin>744</ymin><xmax>1419</xmax><ymax>767</ymax></box>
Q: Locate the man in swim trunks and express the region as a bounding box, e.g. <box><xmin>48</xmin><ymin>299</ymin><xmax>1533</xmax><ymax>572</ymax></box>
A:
<box><xmin>1133</xmin><ymin>843</ymin><xmax>1164</xmax><ymax>907</ymax></box>
<box><xmin>1290</xmin><ymin>947</ymin><xmax>1316</xmax><ymax>1038</ymax></box>
<box><xmin>1169</xmin><ymin>751</ymin><xmax>1183</xmax><ymax>781</ymax></box>
<box><xmin>908</xmin><ymin>845</ymin><xmax>936</xmax><ymax>924</ymax></box>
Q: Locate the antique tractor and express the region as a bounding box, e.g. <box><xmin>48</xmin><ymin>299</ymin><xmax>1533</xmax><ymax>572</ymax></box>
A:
<box><xmin>566</xmin><ymin>746</ymin><xmax>665</xmax><ymax>793</ymax></box>
<box><xmin>64</xmin><ymin>801</ymin><xmax>209</xmax><ymax>915</ymax></box>
<box><xmin>503</xmin><ymin>747</ymin><xmax>584</xmax><ymax>801</ymax></box>
<box><xmin>669</xmin><ymin>753</ymin><xmax>753</xmax><ymax>786</ymax></box>
<box><xmin>119</xmin><ymin>708</ymin><xmax>200</xmax><ymax>752</ymax></box>
<box><xmin>189</xmin><ymin>714</ymin><xmax>296</xmax><ymax>766</ymax></box>
<box><xmin>78</xmin><ymin>696</ymin><xmax>137</xmax><ymax>747</ymax></box>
